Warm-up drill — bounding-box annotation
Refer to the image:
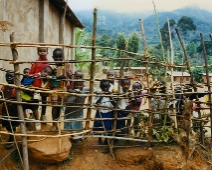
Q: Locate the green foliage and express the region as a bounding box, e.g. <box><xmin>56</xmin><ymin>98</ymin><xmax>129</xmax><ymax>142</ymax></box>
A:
<box><xmin>177</xmin><ymin>16</ymin><xmax>196</xmax><ymax>37</ymax></box>
<box><xmin>75</xmin><ymin>28</ymin><xmax>92</xmax><ymax>70</ymax></box>
<box><xmin>192</xmin><ymin>67</ymin><xmax>204</xmax><ymax>82</ymax></box>
<box><xmin>10</xmin><ymin>149</ymin><xmax>21</xmax><ymax>169</ymax></box>
<box><xmin>96</xmin><ymin>34</ymin><xmax>115</xmax><ymax>57</ymax></box>
<box><xmin>62</xmin><ymin>155</ymin><xmax>73</xmax><ymax>170</ymax></box>
<box><xmin>186</xmin><ymin>42</ymin><xmax>196</xmax><ymax>57</ymax></box>
<box><xmin>196</xmin><ymin>41</ymin><xmax>212</xmax><ymax>56</ymax></box>
<box><xmin>160</xmin><ymin>19</ymin><xmax>176</xmax><ymax>49</ymax></box>
<box><xmin>152</xmin><ymin>126</ymin><xmax>177</xmax><ymax>142</ymax></box>
<box><xmin>116</xmin><ymin>33</ymin><xmax>126</xmax><ymax>57</ymax></box>
<box><xmin>128</xmin><ymin>31</ymin><xmax>140</xmax><ymax>54</ymax></box>
<box><xmin>139</xmin><ymin>113</ymin><xmax>149</xmax><ymax>123</ymax></box>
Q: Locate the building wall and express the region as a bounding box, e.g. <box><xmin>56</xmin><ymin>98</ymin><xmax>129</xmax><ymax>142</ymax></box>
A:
<box><xmin>0</xmin><ymin>0</ymin><xmax>75</xmax><ymax>82</ymax></box>
<box><xmin>202</xmin><ymin>75</ymin><xmax>212</xmax><ymax>83</ymax></box>
<box><xmin>0</xmin><ymin>0</ymin><xmax>39</xmax><ymax>82</ymax></box>
<box><xmin>174</xmin><ymin>76</ymin><xmax>190</xmax><ymax>83</ymax></box>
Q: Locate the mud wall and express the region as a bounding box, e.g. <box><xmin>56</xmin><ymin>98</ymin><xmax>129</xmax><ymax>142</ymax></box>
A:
<box><xmin>0</xmin><ymin>0</ymin><xmax>76</xmax><ymax>82</ymax></box>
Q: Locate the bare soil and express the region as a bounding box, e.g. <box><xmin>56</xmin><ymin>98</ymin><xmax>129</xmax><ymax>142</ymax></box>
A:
<box><xmin>0</xmin><ymin>135</ymin><xmax>212</xmax><ymax>170</ymax></box>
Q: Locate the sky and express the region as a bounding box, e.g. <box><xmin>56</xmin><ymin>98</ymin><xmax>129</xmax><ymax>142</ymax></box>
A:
<box><xmin>68</xmin><ymin>0</ymin><xmax>212</xmax><ymax>13</ymax></box>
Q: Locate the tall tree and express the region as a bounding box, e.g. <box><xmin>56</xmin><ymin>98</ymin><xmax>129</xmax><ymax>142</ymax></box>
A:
<box><xmin>160</xmin><ymin>19</ymin><xmax>176</xmax><ymax>50</ymax></box>
<box><xmin>96</xmin><ymin>34</ymin><xmax>115</xmax><ymax>57</ymax></box>
<box><xmin>116</xmin><ymin>33</ymin><xmax>126</xmax><ymax>58</ymax></box>
<box><xmin>197</xmin><ymin>41</ymin><xmax>212</xmax><ymax>56</ymax></box>
<box><xmin>128</xmin><ymin>31</ymin><xmax>140</xmax><ymax>54</ymax></box>
<box><xmin>177</xmin><ymin>16</ymin><xmax>196</xmax><ymax>38</ymax></box>
<box><xmin>192</xmin><ymin>67</ymin><xmax>204</xmax><ymax>83</ymax></box>
<box><xmin>75</xmin><ymin>28</ymin><xmax>92</xmax><ymax>69</ymax></box>
<box><xmin>186</xmin><ymin>42</ymin><xmax>196</xmax><ymax>57</ymax></box>
<box><xmin>127</xmin><ymin>31</ymin><xmax>140</xmax><ymax>67</ymax></box>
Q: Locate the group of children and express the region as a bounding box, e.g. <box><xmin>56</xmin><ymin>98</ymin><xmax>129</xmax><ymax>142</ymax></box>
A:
<box><xmin>0</xmin><ymin>46</ymin><xmax>148</xmax><ymax>149</ymax></box>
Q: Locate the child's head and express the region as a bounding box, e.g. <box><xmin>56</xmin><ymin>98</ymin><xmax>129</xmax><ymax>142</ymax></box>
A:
<box><xmin>120</xmin><ymin>78</ymin><xmax>131</xmax><ymax>92</ymax></box>
<box><xmin>158</xmin><ymin>81</ymin><xmax>166</xmax><ymax>93</ymax></box>
<box><xmin>74</xmin><ymin>81</ymin><xmax>84</xmax><ymax>91</ymax></box>
<box><xmin>74</xmin><ymin>70</ymin><xmax>84</xmax><ymax>79</ymax></box>
<box><xmin>5</xmin><ymin>71</ymin><xmax>14</xmax><ymax>84</ymax></box>
<box><xmin>52</xmin><ymin>48</ymin><xmax>63</xmax><ymax>66</ymax></box>
<box><xmin>23</xmin><ymin>68</ymin><xmax>30</xmax><ymax>77</ymax></box>
<box><xmin>40</xmin><ymin>66</ymin><xmax>53</xmax><ymax>77</ymax></box>
<box><xmin>132</xmin><ymin>82</ymin><xmax>142</xmax><ymax>90</ymax></box>
<box><xmin>132</xmin><ymin>82</ymin><xmax>142</xmax><ymax>95</ymax></box>
<box><xmin>100</xmin><ymin>79</ymin><xmax>110</xmax><ymax>92</ymax></box>
<box><xmin>37</xmin><ymin>46</ymin><xmax>48</xmax><ymax>59</ymax></box>
<box><xmin>107</xmin><ymin>70</ymin><xmax>116</xmax><ymax>79</ymax></box>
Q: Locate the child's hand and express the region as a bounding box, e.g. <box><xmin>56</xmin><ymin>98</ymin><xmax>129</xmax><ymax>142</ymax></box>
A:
<box><xmin>74</xmin><ymin>89</ymin><xmax>81</xmax><ymax>93</ymax></box>
<box><xmin>46</xmin><ymin>75</ymin><xmax>52</xmax><ymax>79</ymax></box>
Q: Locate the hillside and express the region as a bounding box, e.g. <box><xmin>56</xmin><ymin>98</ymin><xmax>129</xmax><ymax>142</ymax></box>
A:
<box><xmin>75</xmin><ymin>7</ymin><xmax>212</xmax><ymax>45</ymax></box>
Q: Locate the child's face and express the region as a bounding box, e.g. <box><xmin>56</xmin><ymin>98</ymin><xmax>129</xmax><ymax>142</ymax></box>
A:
<box><xmin>133</xmin><ymin>83</ymin><xmax>142</xmax><ymax>95</ymax></box>
<box><xmin>41</xmin><ymin>67</ymin><xmax>52</xmax><ymax>77</ymax></box>
<box><xmin>74</xmin><ymin>81</ymin><xmax>84</xmax><ymax>90</ymax></box>
<box><xmin>121</xmin><ymin>80</ymin><xmax>130</xmax><ymax>92</ymax></box>
<box><xmin>107</xmin><ymin>71</ymin><xmax>116</xmax><ymax>79</ymax></box>
<box><xmin>74</xmin><ymin>72</ymin><xmax>83</xmax><ymax>79</ymax></box>
<box><xmin>53</xmin><ymin>51</ymin><xmax>63</xmax><ymax>66</ymax></box>
<box><xmin>23</xmin><ymin>69</ymin><xmax>30</xmax><ymax>76</ymax></box>
<box><xmin>6</xmin><ymin>72</ymin><xmax>14</xmax><ymax>84</ymax></box>
<box><xmin>37</xmin><ymin>47</ymin><xmax>48</xmax><ymax>59</ymax></box>
<box><xmin>100</xmin><ymin>83</ymin><xmax>110</xmax><ymax>92</ymax></box>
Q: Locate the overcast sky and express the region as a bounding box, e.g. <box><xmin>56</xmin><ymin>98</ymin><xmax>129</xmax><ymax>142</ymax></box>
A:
<box><xmin>68</xmin><ymin>0</ymin><xmax>212</xmax><ymax>13</ymax></box>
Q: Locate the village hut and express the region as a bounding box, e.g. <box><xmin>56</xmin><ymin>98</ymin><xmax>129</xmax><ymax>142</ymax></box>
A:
<box><xmin>0</xmin><ymin>0</ymin><xmax>83</xmax><ymax>82</ymax></box>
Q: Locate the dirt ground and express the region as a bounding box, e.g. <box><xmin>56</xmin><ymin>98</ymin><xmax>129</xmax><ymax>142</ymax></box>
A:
<box><xmin>0</xmin><ymin>83</ymin><xmax>211</xmax><ymax>169</ymax></box>
<box><xmin>0</xmin><ymin>139</ymin><xmax>212</xmax><ymax>170</ymax></box>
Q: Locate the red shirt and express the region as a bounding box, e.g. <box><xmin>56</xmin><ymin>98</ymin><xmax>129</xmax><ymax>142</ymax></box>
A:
<box><xmin>29</xmin><ymin>57</ymin><xmax>49</xmax><ymax>74</ymax></box>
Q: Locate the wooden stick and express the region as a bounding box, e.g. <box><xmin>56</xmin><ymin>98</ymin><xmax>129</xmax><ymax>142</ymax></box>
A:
<box><xmin>0</xmin><ymin>148</ymin><xmax>16</xmax><ymax>164</ymax></box>
<box><xmin>10</xmin><ymin>32</ymin><xmax>29</xmax><ymax>170</ymax></box>
<box><xmin>119</xmin><ymin>41</ymin><xmax>128</xmax><ymax>77</ymax></box>
<box><xmin>152</xmin><ymin>0</ymin><xmax>165</xmax><ymax>61</ymax></box>
<box><xmin>84</xmin><ymin>8</ymin><xmax>97</xmax><ymax>153</ymax></box>
<box><xmin>139</xmin><ymin>19</ymin><xmax>152</xmax><ymax>147</ymax></box>
<box><xmin>167</xmin><ymin>18</ymin><xmax>177</xmax><ymax>128</ymax></box>
<box><xmin>201</xmin><ymin>33</ymin><xmax>211</xmax><ymax>145</ymax></box>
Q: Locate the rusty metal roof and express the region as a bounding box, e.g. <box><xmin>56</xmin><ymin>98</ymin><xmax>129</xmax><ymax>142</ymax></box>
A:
<box><xmin>49</xmin><ymin>0</ymin><xmax>84</xmax><ymax>29</ymax></box>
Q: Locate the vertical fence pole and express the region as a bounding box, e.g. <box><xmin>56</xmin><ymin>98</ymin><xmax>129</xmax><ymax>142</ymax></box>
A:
<box><xmin>139</xmin><ymin>19</ymin><xmax>152</xmax><ymax>147</ymax></box>
<box><xmin>175</xmin><ymin>29</ymin><xmax>202</xmax><ymax>147</ymax></box>
<box><xmin>10</xmin><ymin>32</ymin><xmax>29</xmax><ymax>170</ymax></box>
<box><xmin>167</xmin><ymin>18</ymin><xmax>177</xmax><ymax>128</ymax></box>
<box><xmin>85</xmin><ymin>8</ymin><xmax>97</xmax><ymax>144</ymax></box>
<box><xmin>200</xmin><ymin>33</ymin><xmax>211</xmax><ymax>146</ymax></box>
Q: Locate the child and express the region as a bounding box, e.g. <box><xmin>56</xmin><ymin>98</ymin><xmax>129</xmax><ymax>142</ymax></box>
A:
<box><xmin>69</xmin><ymin>70</ymin><xmax>84</xmax><ymax>89</ymax></box>
<box><xmin>64</xmin><ymin>80</ymin><xmax>87</xmax><ymax>131</ymax></box>
<box><xmin>22</xmin><ymin>65</ymin><xmax>53</xmax><ymax>131</ymax></box>
<box><xmin>129</xmin><ymin>82</ymin><xmax>147</xmax><ymax>136</ymax></box>
<box><xmin>30</xmin><ymin>47</ymin><xmax>49</xmax><ymax>74</ymax></box>
<box><xmin>20</xmin><ymin>68</ymin><xmax>34</xmax><ymax>119</ymax></box>
<box><xmin>107</xmin><ymin>70</ymin><xmax>118</xmax><ymax>93</ymax></box>
<box><xmin>30</xmin><ymin>46</ymin><xmax>50</xmax><ymax>122</ymax></box>
<box><xmin>21</xmin><ymin>68</ymin><xmax>30</xmax><ymax>84</ymax></box>
<box><xmin>93</xmin><ymin>79</ymin><xmax>116</xmax><ymax>144</ymax></box>
<box><xmin>0</xmin><ymin>71</ymin><xmax>19</xmax><ymax>149</ymax></box>
<box><xmin>50</xmin><ymin>48</ymin><xmax>72</xmax><ymax>130</ymax></box>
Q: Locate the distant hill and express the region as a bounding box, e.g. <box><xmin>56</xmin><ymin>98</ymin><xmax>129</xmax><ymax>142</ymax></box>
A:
<box><xmin>75</xmin><ymin>7</ymin><xmax>212</xmax><ymax>45</ymax></box>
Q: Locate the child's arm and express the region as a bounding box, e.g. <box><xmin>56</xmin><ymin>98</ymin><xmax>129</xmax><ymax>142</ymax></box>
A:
<box><xmin>109</xmin><ymin>95</ymin><xmax>116</xmax><ymax>107</ymax></box>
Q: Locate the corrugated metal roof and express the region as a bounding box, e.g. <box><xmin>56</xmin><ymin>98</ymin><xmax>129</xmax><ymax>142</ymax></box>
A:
<box><xmin>49</xmin><ymin>0</ymin><xmax>84</xmax><ymax>29</ymax></box>
<box><xmin>166</xmin><ymin>71</ymin><xmax>190</xmax><ymax>76</ymax></box>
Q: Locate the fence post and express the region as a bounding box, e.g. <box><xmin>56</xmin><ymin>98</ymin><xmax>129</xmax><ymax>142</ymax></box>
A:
<box><xmin>10</xmin><ymin>32</ymin><xmax>29</xmax><ymax>170</ymax></box>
